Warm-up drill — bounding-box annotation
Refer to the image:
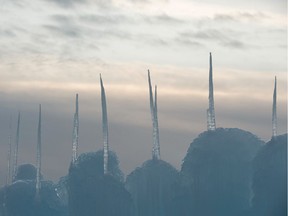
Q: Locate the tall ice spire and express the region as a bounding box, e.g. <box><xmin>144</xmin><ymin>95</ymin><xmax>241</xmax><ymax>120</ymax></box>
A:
<box><xmin>100</xmin><ymin>74</ymin><xmax>109</xmax><ymax>175</ymax></box>
<box><xmin>207</xmin><ymin>52</ymin><xmax>216</xmax><ymax>131</ymax></box>
<box><xmin>272</xmin><ymin>76</ymin><xmax>277</xmax><ymax>138</ymax></box>
<box><xmin>6</xmin><ymin>116</ymin><xmax>12</xmax><ymax>185</ymax></box>
<box><xmin>154</xmin><ymin>85</ymin><xmax>160</xmax><ymax>160</ymax></box>
<box><xmin>72</xmin><ymin>94</ymin><xmax>79</xmax><ymax>164</ymax></box>
<box><xmin>148</xmin><ymin>70</ymin><xmax>160</xmax><ymax>160</ymax></box>
<box><xmin>36</xmin><ymin>104</ymin><xmax>42</xmax><ymax>198</ymax></box>
<box><xmin>12</xmin><ymin>112</ymin><xmax>21</xmax><ymax>181</ymax></box>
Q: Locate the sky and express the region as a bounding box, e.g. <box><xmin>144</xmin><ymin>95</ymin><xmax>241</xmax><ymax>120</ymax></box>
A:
<box><xmin>0</xmin><ymin>0</ymin><xmax>287</xmax><ymax>185</ymax></box>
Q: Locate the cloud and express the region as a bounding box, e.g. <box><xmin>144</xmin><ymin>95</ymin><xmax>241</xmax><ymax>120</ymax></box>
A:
<box><xmin>79</xmin><ymin>14</ymin><xmax>132</xmax><ymax>25</ymax></box>
<box><xmin>46</xmin><ymin>0</ymin><xmax>111</xmax><ymax>8</ymax></box>
<box><xmin>0</xmin><ymin>29</ymin><xmax>16</xmax><ymax>38</ymax></box>
<box><xmin>175</xmin><ymin>37</ymin><xmax>204</xmax><ymax>47</ymax></box>
<box><xmin>178</xmin><ymin>29</ymin><xmax>248</xmax><ymax>49</ymax></box>
<box><xmin>47</xmin><ymin>0</ymin><xmax>87</xmax><ymax>7</ymax></box>
<box><xmin>43</xmin><ymin>24</ymin><xmax>82</xmax><ymax>38</ymax></box>
<box><xmin>213</xmin><ymin>12</ymin><xmax>269</xmax><ymax>22</ymax></box>
<box><xmin>143</xmin><ymin>14</ymin><xmax>184</xmax><ymax>25</ymax></box>
<box><xmin>129</xmin><ymin>0</ymin><xmax>169</xmax><ymax>4</ymax></box>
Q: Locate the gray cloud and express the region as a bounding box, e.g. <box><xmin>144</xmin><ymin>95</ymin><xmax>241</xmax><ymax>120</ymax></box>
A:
<box><xmin>178</xmin><ymin>29</ymin><xmax>248</xmax><ymax>49</ymax></box>
<box><xmin>175</xmin><ymin>37</ymin><xmax>204</xmax><ymax>47</ymax></box>
<box><xmin>213</xmin><ymin>12</ymin><xmax>269</xmax><ymax>22</ymax></box>
<box><xmin>129</xmin><ymin>0</ymin><xmax>169</xmax><ymax>4</ymax></box>
<box><xmin>143</xmin><ymin>14</ymin><xmax>184</xmax><ymax>25</ymax></box>
<box><xmin>79</xmin><ymin>14</ymin><xmax>133</xmax><ymax>25</ymax></box>
<box><xmin>0</xmin><ymin>29</ymin><xmax>16</xmax><ymax>38</ymax></box>
<box><xmin>47</xmin><ymin>0</ymin><xmax>87</xmax><ymax>7</ymax></box>
<box><xmin>46</xmin><ymin>0</ymin><xmax>111</xmax><ymax>8</ymax></box>
<box><xmin>43</xmin><ymin>24</ymin><xmax>82</xmax><ymax>38</ymax></box>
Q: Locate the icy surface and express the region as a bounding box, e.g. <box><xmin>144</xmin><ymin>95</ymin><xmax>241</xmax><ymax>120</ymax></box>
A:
<box><xmin>72</xmin><ymin>94</ymin><xmax>79</xmax><ymax>164</ymax></box>
<box><xmin>207</xmin><ymin>53</ymin><xmax>216</xmax><ymax>131</ymax></box>
<box><xmin>12</xmin><ymin>112</ymin><xmax>21</xmax><ymax>181</ymax></box>
<box><xmin>100</xmin><ymin>75</ymin><xmax>109</xmax><ymax>175</ymax></box>
<box><xmin>272</xmin><ymin>77</ymin><xmax>277</xmax><ymax>138</ymax></box>
<box><xmin>148</xmin><ymin>71</ymin><xmax>160</xmax><ymax>160</ymax></box>
<box><xmin>36</xmin><ymin>105</ymin><xmax>42</xmax><ymax>198</ymax></box>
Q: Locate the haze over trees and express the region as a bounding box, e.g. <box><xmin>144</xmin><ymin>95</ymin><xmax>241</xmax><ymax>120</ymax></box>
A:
<box><xmin>0</xmin><ymin>54</ymin><xmax>286</xmax><ymax>216</ymax></box>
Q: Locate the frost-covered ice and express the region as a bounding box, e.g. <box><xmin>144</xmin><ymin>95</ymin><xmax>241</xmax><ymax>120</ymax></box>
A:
<box><xmin>272</xmin><ymin>76</ymin><xmax>277</xmax><ymax>138</ymax></box>
<box><xmin>100</xmin><ymin>75</ymin><xmax>109</xmax><ymax>175</ymax></box>
<box><xmin>72</xmin><ymin>94</ymin><xmax>79</xmax><ymax>164</ymax></box>
<box><xmin>12</xmin><ymin>112</ymin><xmax>21</xmax><ymax>181</ymax></box>
<box><xmin>36</xmin><ymin>105</ymin><xmax>42</xmax><ymax>198</ymax></box>
<box><xmin>148</xmin><ymin>71</ymin><xmax>160</xmax><ymax>160</ymax></box>
<box><xmin>207</xmin><ymin>53</ymin><xmax>216</xmax><ymax>131</ymax></box>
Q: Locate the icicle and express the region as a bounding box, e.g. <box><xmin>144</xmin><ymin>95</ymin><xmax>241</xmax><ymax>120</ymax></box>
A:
<box><xmin>207</xmin><ymin>52</ymin><xmax>216</xmax><ymax>131</ymax></box>
<box><xmin>148</xmin><ymin>70</ymin><xmax>155</xmax><ymax>122</ymax></box>
<box><xmin>6</xmin><ymin>117</ymin><xmax>12</xmax><ymax>185</ymax></box>
<box><xmin>272</xmin><ymin>76</ymin><xmax>277</xmax><ymax>138</ymax></box>
<box><xmin>100</xmin><ymin>75</ymin><xmax>109</xmax><ymax>175</ymax></box>
<box><xmin>12</xmin><ymin>112</ymin><xmax>21</xmax><ymax>181</ymax></box>
<box><xmin>72</xmin><ymin>94</ymin><xmax>79</xmax><ymax>164</ymax></box>
<box><xmin>154</xmin><ymin>85</ymin><xmax>160</xmax><ymax>160</ymax></box>
<box><xmin>148</xmin><ymin>71</ymin><xmax>160</xmax><ymax>160</ymax></box>
<box><xmin>36</xmin><ymin>104</ymin><xmax>42</xmax><ymax>198</ymax></box>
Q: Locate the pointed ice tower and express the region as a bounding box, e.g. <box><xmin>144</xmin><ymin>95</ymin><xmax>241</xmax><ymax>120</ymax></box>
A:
<box><xmin>154</xmin><ymin>85</ymin><xmax>160</xmax><ymax>160</ymax></box>
<box><xmin>207</xmin><ymin>52</ymin><xmax>216</xmax><ymax>131</ymax></box>
<box><xmin>6</xmin><ymin>117</ymin><xmax>12</xmax><ymax>185</ymax></box>
<box><xmin>100</xmin><ymin>75</ymin><xmax>109</xmax><ymax>175</ymax></box>
<box><xmin>36</xmin><ymin>105</ymin><xmax>42</xmax><ymax>198</ymax></box>
<box><xmin>148</xmin><ymin>70</ymin><xmax>160</xmax><ymax>160</ymax></box>
<box><xmin>72</xmin><ymin>94</ymin><xmax>79</xmax><ymax>164</ymax></box>
<box><xmin>12</xmin><ymin>112</ymin><xmax>21</xmax><ymax>181</ymax></box>
<box><xmin>272</xmin><ymin>76</ymin><xmax>277</xmax><ymax>138</ymax></box>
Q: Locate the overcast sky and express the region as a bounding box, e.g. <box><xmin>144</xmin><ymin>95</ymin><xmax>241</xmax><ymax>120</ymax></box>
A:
<box><xmin>0</xmin><ymin>0</ymin><xmax>286</xmax><ymax>185</ymax></box>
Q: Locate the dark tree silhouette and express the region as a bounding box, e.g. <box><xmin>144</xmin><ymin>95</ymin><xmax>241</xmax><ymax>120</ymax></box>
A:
<box><xmin>68</xmin><ymin>150</ymin><xmax>133</xmax><ymax>216</ymax></box>
<box><xmin>252</xmin><ymin>133</ymin><xmax>287</xmax><ymax>216</ymax></box>
<box><xmin>180</xmin><ymin>128</ymin><xmax>263</xmax><ymax>216</ymax></box>
<box><xmin>125</xmin><ymin>159</ymin><xmax>179</xmax><ymax>216</ymax></box>
<box><xmin>0</xmin><ymin>164</ymin><xmax>64</xmax><ymax>216</ymax></box>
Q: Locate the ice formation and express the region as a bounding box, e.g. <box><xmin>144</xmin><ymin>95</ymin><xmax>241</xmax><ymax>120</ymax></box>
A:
<box><xmin>100</xmin><ymin>75</ymin><xmax>109</xmax><ymax>175</ymax></box>
<box><xmin>72</xmin><ymin>94</ymin><xmax>79</xmax><ymax>164</ymax></box>
<box><xmin>12</xmin><ymin>112</ymin><xmax>21</xmax><ymax>181</ymax></box>
<box><xmin>272</xmin><ymin>76</ymin><xmax>277</xmax><ymax>138</ymax></box>
<box><xmin>207</xmin><ymin>53</ymin><xmax>216</xmax><ymax>131</ymax></box>
<box><xmin>148</xmin><ymin>70</ymin><xmax>160</xmax><ymax>160</ymax></box>
<box><xmin>36</xmin><ymin>105</ymin><xmax>42</xmax><ymax>198</ymax></box>
<box><xmin>6</xmin><ymin>117</ymin><xmax>12</xmax><ymax>185</ymax></box>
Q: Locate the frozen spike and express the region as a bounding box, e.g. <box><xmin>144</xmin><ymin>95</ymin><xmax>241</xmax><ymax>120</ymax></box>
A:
<box><xmin>12</xmin><ymin>112</ymin><xmax>21</xmax><ymax>181</ymax></box>
<box><xmin>272</xmin><ymin>76</ymin><xmax>277</xmax><ymax>138</ymax></box>
<box><xmin>72</xmin><ymin>94</ymin><xmax>79</xmax><ymax>164</ymax></box>
<box><xmin>148</xmin><ymin>71</ymin><xmax>160</xmax><ymax>160</ymax></box>
<box><xmin>207</xmin><ymin>52</ymin><xmax>216</xmax><ymax>131</ymax></box>
<box><xmin>36</xmin><ymin>104</ymin><xmax>42</xmax><ymax>198</ymax></box>
<box><xmin>100</xmin><ymin>74</ymin><xmax>109</xmax><ymax>175</ymax></box>
<box><xmin>154</xmin><ymin>85</ymin><xmax>160</xmax><ymax>160</ymax></box>
<box><xmin>148</xmin><ymin>70</ymin><xmax>154</xmax><ymax>122</ymax></box>
<box><xmin>6</xmin><ymin>116</ymin><xmax>12</xmax><ymax>185</ymax></box>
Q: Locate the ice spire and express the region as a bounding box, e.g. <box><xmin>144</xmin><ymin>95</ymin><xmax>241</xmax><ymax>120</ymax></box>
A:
<box><xmin>12</xmin><ymin>112</ymin><xmax>21</xmax><ymax>181</ymax></box>
<box><xmin>100</xmin><ymin>74</ymin><xmax>109</xmax><ymax>175</ymax></box>
<box><xmin>36</xmin><ymin>105</ymin><xmax>42</xmax><ymax>199</ymax></box>
<box><xmin>207</xmin><ymin>52</ymin><xmax>216</xmax><ymax>131</ymax></box>
<box><xmin>6</xmin><ymin>117</ymin><xmax>12</xmax><ymax>185</ymax></box>
<box><xmin>148</xmin><ymin>70</ymin><xmax>160</xmax><ymax>160</ymax></box>
<box><xmin>272</xmin><ymin>76</ymin><xmax>277</xmax><ymax>138</ymax></box>
<box><xmin>154</xmin><ymin>85</ymin><xmax>160</xmax><ymax>160</ymax></box>
<box><xmin>72</xmin><ymin>94</ymin><xmax>79</xmax><ymax>164</ymax></box>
